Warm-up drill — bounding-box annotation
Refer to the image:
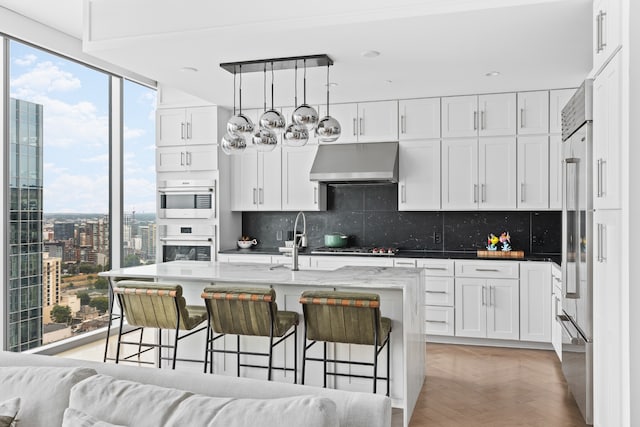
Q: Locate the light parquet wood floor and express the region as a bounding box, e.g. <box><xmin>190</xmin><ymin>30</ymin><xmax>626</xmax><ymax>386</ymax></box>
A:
<box><xmin>405</xmin><ymin>343</ymin><xmax>588</xmax><ymax>427</ymax></box>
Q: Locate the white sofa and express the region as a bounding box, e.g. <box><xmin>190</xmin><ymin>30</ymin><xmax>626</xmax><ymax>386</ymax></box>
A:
<box><xmin>0</xmin><ymin>350</ymin><xmax>391</xmax><ymax>427</ymax></box>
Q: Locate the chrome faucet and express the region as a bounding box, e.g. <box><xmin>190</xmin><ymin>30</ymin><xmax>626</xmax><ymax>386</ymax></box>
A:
<box><xmin>292</xmin><ymin>211</ymin><xmax>306</xmax><ymax>271</ymax></box>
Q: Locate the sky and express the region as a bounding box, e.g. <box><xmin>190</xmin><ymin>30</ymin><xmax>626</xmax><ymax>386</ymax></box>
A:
<box><xmin>9</xmin><ymin>40</ymin><xmax>157</xmax><ymax>215</ymax></box>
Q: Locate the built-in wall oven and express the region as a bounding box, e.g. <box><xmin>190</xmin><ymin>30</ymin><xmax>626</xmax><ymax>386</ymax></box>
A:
<box><xmin>158</xmin><ymin>179</ymin><xmax>216</xmax><ymax>219</ymax></box>
<box><xmin>159</xmin><ymin>224</ymin><xmax>215</xmax><ymax>262</ymax></box>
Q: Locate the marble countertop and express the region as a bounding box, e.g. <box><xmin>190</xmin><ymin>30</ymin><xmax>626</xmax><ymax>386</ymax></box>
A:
<box><xmin>100</xmin><ymin>261</ymin><xmax>421</xmax><ymax>290</ymax></box>
<box><xmin>219</xmin><ymin>247</ymin><xmax>561</xmax><ymax>264</ymax></box>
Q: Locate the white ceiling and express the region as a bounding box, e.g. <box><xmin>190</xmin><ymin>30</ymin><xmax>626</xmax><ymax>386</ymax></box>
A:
<box><xmin>0</xmin><ymin>0</ymin><xmax>592</xmax><ymax>109</ymax></box>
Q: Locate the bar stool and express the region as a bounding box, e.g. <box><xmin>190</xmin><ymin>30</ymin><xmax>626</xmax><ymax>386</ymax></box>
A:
<box><xmin>299</xmin><ymin>290</ymin><xmax>392</xmax><ymax>396</ymax></box>
<box><xmin>112</xmin><ymin>280</ymin><xmax>208</xmax><ymax>369</ymax></box>
<box><xmin>201</xmin><ymin>286</ymin><xmax>298</xmax><ymax>382</ymax></box>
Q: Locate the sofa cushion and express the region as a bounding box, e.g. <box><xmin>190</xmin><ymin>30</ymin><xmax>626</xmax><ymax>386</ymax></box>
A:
<box><xmin>69</xmin><ymin>374</ymin><xmax>338</xmax><ymax>427</ymax></box>
<box><xmin>0</xmin><ymin>366</ymin><xmax>96</xmax><ymax>427</ymax></box>
<box><xmin>0</xmin><ymin>397</ymin><xmax>20</xmax><ymax>427</ymax></box>
<box><xmin>62</xmin><ymin>408</ymin><xmax>126</xmax><ymax>427</ymax></box>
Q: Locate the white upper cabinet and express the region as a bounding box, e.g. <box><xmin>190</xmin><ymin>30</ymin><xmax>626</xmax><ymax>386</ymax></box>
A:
<box><xmin>478</xmin><ymin>137</ymin><xmax>517</xmax><ymax>210</ymax></box>
<box><xmin>399</xmin><ymin>98</ymin><xmax>440</xmax><ymax>140</ymax></box>
<box><xmin>282</xmin><ymin>144</ymin><xmax>326</xmax><ymax>211</ymax></box>
<box><xmin>398</xmin><ymin>140</ymin><xmax>441</xmax><ymax>210</ymax></box>
<box><xmin>478</xmin><ymin>93</ymin><xmax>516</xmax><ymax>136</ymax></box>
<box><xmin>441</xmin><ymin>96</ymin><xmax>478</xmax><ymax>138</ymax></box>
<box><xmin>357</xmin><ymin>101</ymin><xmax>399</xmax><ymax>142</ymax></box>
<box><xmin>322</xmin><ymin>101</ymin><xmax>397</xmax><ymax>143</ymax></box>
<box><xmin>157</xmin><ymin>106</ymin><xmax>217</xmax><ymax>147</ymax></box>
<box><xmin>593</xmin><ymin>0</ymin><xmax>622</xmax><ymax>75</ymax></box>
<box><xmin>517</xmin><ymin>135</ymin><xmax>550</xmax><ymax>209</ymax></box>
<box><xmin>549</xmin><ymin>89</ymin><xmax>575</xmax><ymax>134</ymax></box>
<box><xmin>517</xmin><ymin>91</ymin><xmax>549</xmax><ymax>135</ymax></box>
<box><xmin>549</xmin><ymin>135</ymin><xmax>563</xmax><ymax>210</ymax></box>
<box><xmin>156</xmin><ymin>145</ymin><xmax>218</xmax><ymax>173</ymax></box>
<box><xmin>593</xmin><ymin>52</ymin><xmax>622</xmax><ymax>210</ymax></box>
<box><xmin>442</xmin><ymin>139</ymin><xmax>478</xmax><ymax>210</ymax></box>
<box><xmin>231</xmin><ymin>147</ymin><xmax>282</xmax><ymax>211</ymax></box>
<box><xmin>442</xmin><ymin>94</ymin><xmax>515</xmax><ymax>138</ymax></box>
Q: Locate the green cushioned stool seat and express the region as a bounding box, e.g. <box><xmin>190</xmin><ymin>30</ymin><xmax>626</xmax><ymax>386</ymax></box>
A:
<box><xmin>202</xmin><ymin>285</ymin><xmax>299</xmax><ymax>383</ymax></box>
<box><xmin>300</xmin><ymin>290</ymin><xmax>392</xmax><ymax>396</ymax></box>
<box><xmin>112</xmin><ymin>280</ymin><xmax>208</xmax><ymax>369</ymax></box>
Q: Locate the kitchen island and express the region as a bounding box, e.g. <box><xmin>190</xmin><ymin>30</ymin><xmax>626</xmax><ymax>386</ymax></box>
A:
<box><xmin>100</xmin><ymin>261</ymin><xmax>424</xmax><ymax>427</ymax></box>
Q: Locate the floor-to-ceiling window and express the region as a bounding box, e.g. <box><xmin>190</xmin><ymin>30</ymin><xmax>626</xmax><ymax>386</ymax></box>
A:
<box><xmin>122</xmin><ymin>80</ymin><xmax>156</xmax><ymax>267</ymax></box>
<box><xmin>6</xmin><ymin>39</ymin><xmax>155</xmax><ymax>351</ymax></box>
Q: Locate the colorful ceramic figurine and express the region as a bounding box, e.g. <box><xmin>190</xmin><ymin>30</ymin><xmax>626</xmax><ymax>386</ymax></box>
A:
<box><xmin>486</xmin><ymin>233</ymin><xmax>499</xmax><ymax>251</ymax></box>
<box><xmin>500</xmin><ymin>231</ymin><xmax>512</xmax><ymax>251</ymax></box>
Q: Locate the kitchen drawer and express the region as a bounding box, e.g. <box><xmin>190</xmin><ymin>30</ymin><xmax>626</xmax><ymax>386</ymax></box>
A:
<box><xmin>416</xmin><ymin>259</ymin><xmax>455</xmax><ymax>276</ymax></box>
<box><xmin>217</xmin><ymin>254</ymin><xmax>273</xmax><ymax>263</ymax></box>
<box><xmin>394</xmin><ymin>259</ymin><xmax>417</xmax><ymax>268</ymax></box>
<box><xmin>455</xmin><ymin>260</ymin><xmax>519</xmax><ymax>278</ymax></box>
<box><xmin>425</xmin><ymin>306</ymin><xmax>455</xmax><ymax>336</ymax></box>
<box><xmin>425</xmin><ymin>277</ymin><xmax>455</xmax><ymax>306</ymax></box>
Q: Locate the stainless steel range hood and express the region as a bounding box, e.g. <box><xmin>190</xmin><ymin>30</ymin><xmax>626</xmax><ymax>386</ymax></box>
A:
<box><xmin>309</xmin><ymin>142</ymin><xmax>398</xmax><ymax>183</ymax></box>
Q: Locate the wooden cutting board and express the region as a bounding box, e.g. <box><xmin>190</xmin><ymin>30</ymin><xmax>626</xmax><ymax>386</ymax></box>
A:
<box><xmin>476</xmin><ymin>250</ymin><xmax>525</xmax><ymax>259</ymax></box>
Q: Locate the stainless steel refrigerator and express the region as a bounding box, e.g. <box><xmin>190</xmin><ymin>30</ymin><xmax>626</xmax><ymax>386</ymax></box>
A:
<box><xmin>559</xmin><ymin>79</ymin><xmax>593</xmax><ymax>425</ymax></box>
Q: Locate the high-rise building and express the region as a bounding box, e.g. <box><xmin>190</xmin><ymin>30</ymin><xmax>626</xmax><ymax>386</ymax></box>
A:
<box><xmin>139</xmin><ymin>223</ymin><xmax>157</xmax><ymax>263</ymax></box>
<box><xmin>42</xmin><ymin>254</ymin><xmax>62</xmax><ymax>324</ymax></box>
<box><xmin>53</xmin><ymin>221</ymin><xmax>75</xmax><ymax>241</ymax></box>
<box><xmin>8</xmin><ymin>98</ymin><xmax>44</xmax><ymax>351</ymax></box>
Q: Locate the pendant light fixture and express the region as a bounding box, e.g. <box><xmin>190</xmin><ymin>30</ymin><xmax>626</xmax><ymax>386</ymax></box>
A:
<box><xmin>221</xmin><ymin>67</ymin><xmax>247</xmax><ymax>154</ymax></box>
<box><xmin>252</xmin><ymin>65</ymin><xmax>278</xmax><ymax>152</ymax></box>
<box><xmin>259</xmin><ymin>62</ymin><xmax>286</xmax><ymax>134</ymax></box>
<box><xmin>226</xmin><ymin>65</ymin><xmax>254</xmax><ymax>137</ymax></box>
<box><xmin>292</xmin><ymin>59</ymin><xmax>319</xmax><ymax>132</ymax></box>
<box><xmin>316</xmin><ymin>63</ymin><xmax>341</xmax><ymax>142</ymax></box>
<box><xmin>283</xmin><ymin>62</ymin><xmax>309</xmax><ymax>147</ymax></box>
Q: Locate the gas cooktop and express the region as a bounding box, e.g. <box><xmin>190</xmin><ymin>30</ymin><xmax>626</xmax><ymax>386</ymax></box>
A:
<box><xmin>311</xmin><ymin>247</ymin><xmax>398</xmax><ymax>256</ymax></box>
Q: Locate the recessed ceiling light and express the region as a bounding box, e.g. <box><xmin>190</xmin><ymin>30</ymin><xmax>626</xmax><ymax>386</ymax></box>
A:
<box><xmin>485</xmin><ymin>71</ymin><xmax>501</xmax><ymax>77</ymax></box>
<box><xmin>180</xmin><ymin>67</ymin><xmax>198</xmax><ymax>72</ymax></box>
<box><xmin>361</xmin><ymin>50</ymin><xmax>380</xmax><ymax>58</ymax></box>
<box><xmin>385</xmin><ymin>80</ymin><xmax>393</xmax><ymax>84</ymax></box>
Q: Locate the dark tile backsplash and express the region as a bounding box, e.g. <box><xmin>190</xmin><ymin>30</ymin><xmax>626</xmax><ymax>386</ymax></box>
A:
<box><xmin>242</xmin><ymin>184</ymin><xmax>561</xmax><ymax>255</ymax></box>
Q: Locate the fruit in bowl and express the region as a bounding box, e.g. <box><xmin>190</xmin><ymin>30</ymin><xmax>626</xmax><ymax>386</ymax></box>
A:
<box><xmin>237</xmin><ymin>237</ymin><xmax>257</xmax><ymax>249</ymax></box>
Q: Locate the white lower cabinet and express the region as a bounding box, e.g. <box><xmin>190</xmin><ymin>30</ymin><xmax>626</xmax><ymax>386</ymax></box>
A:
<box><xmin>420</xmin><ymin>259</ymin><xmax>455</xmax><ymax>337</ymax></box>
<box><xmin>455</xmin><ymin>275</ymin><xmax>519</xmax><ymax>340</ymax></box>
<box><xmin>551</xmin><ymin>265</ymin><xmax>562</xmax><ymax>360</ymax></box>
<box><xmin>310</xmin><ymin>256</ymin><xmax>394</xmax><ymax>270</ymax></box>
<box><xmin>519</xmin><ymin>263</ymin><xmax>552</xmax><ymax>342</ymax></box>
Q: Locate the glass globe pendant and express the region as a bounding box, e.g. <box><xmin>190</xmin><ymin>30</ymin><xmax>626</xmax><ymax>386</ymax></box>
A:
<box><xmin>252</xmin><ymin>65</ymin><xmax>278</xmax><ymax>152</ymax></box>
<box><xmin>284</xmin><ymin>63</ymin><xmax>309</xmax><ymax>147</ymax></box>
<box><xmin>220</xmin><ymin>132</ymin><xmax>246</xmax><ymax>155</ymax></box>
<box><xmin>259</xmin><ymin>63</ymin><xmax>286</xmax><ymax>134</ymax></box>
<box><xmin>292</xmin><ymin>59</ymin><xmax>318</xmax><ymax>132</ymax></box>
<box><xmin>316</xmin><ymin>64</ymin><xmax>341</xmax><ymax>143</ymax></box>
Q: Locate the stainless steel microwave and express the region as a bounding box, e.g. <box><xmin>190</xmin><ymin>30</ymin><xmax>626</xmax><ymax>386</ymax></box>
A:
<box><xmin>158</xmin><ymin>179</ymin><xmax>216</xmax><ymax>219</ymax></box>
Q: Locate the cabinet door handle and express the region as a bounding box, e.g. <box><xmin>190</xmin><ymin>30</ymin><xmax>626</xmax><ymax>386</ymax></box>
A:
<box><xmin>186</xmin><ymin>122</ymin><xmax>192</xmax><ymax>139</ymax></box>
<box><xmin>481</xmin><ymin>111</ymin><xmax>485</xmax><ymax>130</ymax></box>
<box><xmin>400</xmin><ymin>115</ymin><xmax>405</xmax><ymax>134</ymax></box>
<box><xmin>473</xmin><ymin>184</ymin><xmax>478</xmax><ymax>203</ymax></box>
<box><xmin>425</xmin><ymin>267</ymin><xmax>447</xmax><ymax>271</ymax></box>
<box><xmin>426</xmin><ymin>319</ymin><xmax>447</xmax><ymax>324</ymax></box>
<box><xmin>181</xmin><ymin>122</ymin><xmax>185</xmax><ymax>139</ymax></box>
<box><xmin>520</xmin><ymin>108</ymin><xmax>525</xmax><ymax>128</ymax></box>
<box><xmin>395</xmin><ymin>261</ymin><xmax>415</xmax><ymax>266</ymax></box>
<box><xmin>400</xmin><ymin>184</ymin><xmax>406</xmax><ymax>203</ymax></box>
<box><xmin>259</xmin><ymin>188</ymin><xmax>264</xmax><ymax>204</ymax></box>
<box><xmin>426</xmin><ymin>290</ymin><xmax>447</xmax><ymax>294</ymax></box>
<box><xmin>520</xmin><ymin>183</ymin><xmax>525</xmax><ymax>203</ymax></box>
<box><xmin>490</xmin><ymin>285</ymin><xmax>494</xmax><ymax>306</ymax></box>
<box><xmin>599</xmin><ymin>11</ymin><xmax>607</xmax><ymax>52</ymax></box>
<box><xmin>482</xmin><ymin>286</ymin><xmax>486</xmax><ymax>306</ymax></box>
<box><xmin>475</xmin><ymin>268</ymin><xmax>499</xmax><ymax>272</ymax></box>
<box><xmin>353</xmin><ymin>118</ymin><xmax>357</xmax><ymax>136</ymax></box>
<box><xmin>314</xmin><ymin>187</ymin><xmax>318</xmax><ymax>204</ymax></box>
<box><xmin>252</xmin><ymin>188</ymin><xmax>257</xmax><ymax>205</ymax></box>
<box><xmin>180</xmin><ymin>152</ymin><xmax>185</xmax><ymax>166</ymax></box>
<box><xmin>186</xmin><ymin>151</ymin><xmax>192</xmax><ymax>166</ymax></box>
<box><xmin>473</xmin><ymin>111</ymin><xmax>478</xmax><ymax>130</ymax></box>
<box><xmin>359</xmin><ymin>117</ymin><xmax>364</xmax><ymax>135</ymax></box>
<box><xmin>481</xmin><ymin>184</ymin><xmax>486</xmax><ymax>203</ymax></box>
<box><xmin>596</xmin><ymin>12</ymin><xmax>602</xmax><ymax>53</ymax></box>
